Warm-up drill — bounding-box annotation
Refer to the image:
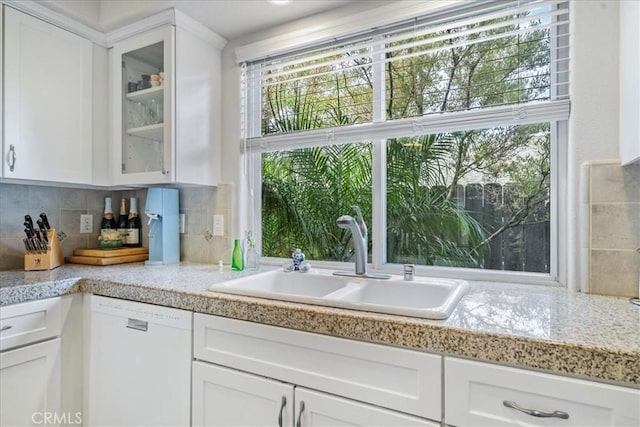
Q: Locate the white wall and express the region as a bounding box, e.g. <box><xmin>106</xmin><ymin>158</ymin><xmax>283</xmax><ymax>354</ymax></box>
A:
<box><xmin>567</xmin><ymin>0</ymin><xmax>621</xmax><ymax>289</ymax></box>
<box><xmin>221</xmin><ymin>0</ymin><xmax>623</xmax><ymax>287</ymax></box>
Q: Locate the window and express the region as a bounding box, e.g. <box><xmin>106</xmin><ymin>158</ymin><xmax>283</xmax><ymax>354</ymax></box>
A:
<box><xmin>242</xmin><ymin>0</ymin><xmax>569</xmax><ymax>280</ymax></box>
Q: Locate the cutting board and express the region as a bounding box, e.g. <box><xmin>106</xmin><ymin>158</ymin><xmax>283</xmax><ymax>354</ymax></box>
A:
<box><xmin>66</xmin><ymin>253</ymin><xmax>149</xmax><ymax>266</ymax></box>
<box><xmin>73</xmin><ymin>247</ymin><xmax>148</xmax><ymax>258</ymax></box>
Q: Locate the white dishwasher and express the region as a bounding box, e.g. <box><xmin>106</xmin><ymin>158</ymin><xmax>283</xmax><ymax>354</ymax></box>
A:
<box><xmin>86</xmin><ymin>295</ymin><xmax>192</xmax><ymax>427</ymax></box>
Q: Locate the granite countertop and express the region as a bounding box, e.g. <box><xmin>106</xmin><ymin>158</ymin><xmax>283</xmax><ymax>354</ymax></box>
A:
<box><xmin>1</xmin><ymin>263</ymin><xmax>639</xmax><ymax>387</ymax></box>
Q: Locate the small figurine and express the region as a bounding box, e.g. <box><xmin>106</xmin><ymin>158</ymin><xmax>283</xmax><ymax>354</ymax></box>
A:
<box><xmin>282</xmin><ymin>249</ymin><xmax>311</xmax><ymax>273</ymax></box>
<box><xmin>291</xmin><ymin>248</ymin><xmax>305</xmax><ymax>271</ymax></box>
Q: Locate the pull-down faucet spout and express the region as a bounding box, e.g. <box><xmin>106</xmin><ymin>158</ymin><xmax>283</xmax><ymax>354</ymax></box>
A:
<box><xmin>334</xmin><ymin>206</ymin><xmax>390</xmax><ymax>280</ymax></box>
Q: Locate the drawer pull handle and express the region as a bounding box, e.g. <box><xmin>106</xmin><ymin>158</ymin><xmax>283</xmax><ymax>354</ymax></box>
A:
<box><xmin>503</xmin><ymin>400</ymin><xmax>569</xmax><ymax>419</ymax></box>
<box><xmin>295</xmin><ymin>400</ymin><xmax>305</xmax><ymax>427</ymax></box>
<box><xmin>278</xmin><ymin>395</ymin><xmax>286</xmax><ymax>427</ymax></box>
<box><xmin>1</xmin><ymin>325</ymin><xmax>12</xmax><ymax>332</ymax></box>
<box><xmin>126</xmin><ymin>318</ymin><xmax>148</xmax><ymax>332</ymax></box>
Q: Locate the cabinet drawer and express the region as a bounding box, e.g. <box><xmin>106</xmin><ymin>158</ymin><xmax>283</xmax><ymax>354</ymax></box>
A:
<box><xmin>1</xmin><ymin>298</ymin><xmax>62</xmax><ymax>351</ymax></box>
<box><xmin>445</xmin><ymin>357</ymin><xmax>640</xmax><ymax>426</ymax></box>
<box><xmin>194</xmin><ymin>314</ymin><xmax>442</xmax><ymax>421</ymax></box>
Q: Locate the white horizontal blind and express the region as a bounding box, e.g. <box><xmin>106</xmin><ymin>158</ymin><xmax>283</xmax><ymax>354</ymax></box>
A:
<box><xmin>244</xmin><ymin>0</ymin><xmax>570</xmax><ymax>152</ymax></box>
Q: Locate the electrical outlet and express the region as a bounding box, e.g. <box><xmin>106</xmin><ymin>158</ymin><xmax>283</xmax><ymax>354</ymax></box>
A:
<box><xmin>80</xmin><ymin>214</ymin><xmax>93</xmax><ymax>234</ymax></box>
<box><xmin>180</xmin><ymin>214</ymin><xmax>186</xmax><ymax>234</ymax></box>
<box><xmin>213</xmin><ymin>215</ymin><xmax>224</xmax><ymax>236</ymax></box>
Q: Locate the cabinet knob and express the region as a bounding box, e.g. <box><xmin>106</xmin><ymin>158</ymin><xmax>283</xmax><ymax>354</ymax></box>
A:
<box><xmin>8</xmin><ymin>144</ymin><xmax>16</xmax><ymax>172</ymax></box>
<box><xmin>503</xmin><ymin>400</ymin><xmax>569</xmax><ymax>419</ymax></box>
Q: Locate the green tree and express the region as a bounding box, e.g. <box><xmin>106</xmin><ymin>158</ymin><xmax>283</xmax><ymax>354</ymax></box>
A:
<box><xmin>262</xmin><ymin>143</ymin><xmax>372</xmax><ymax>261</ymax></box>
<box><xmin>259</xmin><ymin>12</ymin><xmax>553</xmax><ymax>271</ymax></box>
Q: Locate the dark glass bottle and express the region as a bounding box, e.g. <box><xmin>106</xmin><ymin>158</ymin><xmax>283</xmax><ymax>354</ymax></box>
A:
<box><xmin>100</xmin><ymin>197</ymin><xmax>117</xmax><ymax>237</ymax></box>
<box><xmin>124</xmin><ymin>197</ymin><xmax>141</xmax><ymax>247</ymax></box>
<box><xmin>116</xmin><ymin>198</ymin><xmax>128</xmax><ymax>242</ymax></box>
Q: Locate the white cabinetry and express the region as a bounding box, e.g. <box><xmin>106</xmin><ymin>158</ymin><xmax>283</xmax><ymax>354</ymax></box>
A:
<box><xmin>0</xmin><ymin>297</ymin><xmax>63</xmax><ymax>426</ymax></box>
<box><xmin>0</xmin><ymin>339</ymin><xmax>61</xmax><ymax>427</ymax></box>
<box><xmin>192</xmin><ymin>361</ymin><xmax>295</xmax><ymax>427</ymax></box>
<box><xmin>110</xmin><ymin>13</ymin><xmax>225</xmax><ymax>186</ymax></box>
<box><xmin>86</xmin><ymin>295</ymin><xmax>192</xmax><ymax>427</ymax></box>
<box><xmin>294</xmin><ymin>387</ymin><xmax>436</xmax><ymax>427</ymax></box>
<box><xmin>192</xmin><ymin>313</ymin><xmax>441</xmax><ymax>426</ymax></box>
<box><xmin>620</xmin><ymin>0</ymin><xmax>640</xmax><ymax>165</ymax></box>
<box><xmin>192</xmin><ymin>361</ymin><xmax>436</xmax><ymax>427</ymax></box>
<box><xmin>444</xmin><ymin>357</ymin><xmax>640</xmax><ymax>426</ymax></box>
<box><xmin>3</xmin><ymin>6</ymin><xmax>92</xmax><ymax>184</ymax></box>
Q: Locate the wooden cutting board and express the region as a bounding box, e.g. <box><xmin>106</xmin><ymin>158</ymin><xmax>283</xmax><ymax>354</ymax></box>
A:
<box><xmin>66</xmin><ymin>253</ymin><xmax>149</xmax><ymax>266</ymax></box>
<box><xmin>73</xmin><ymin>247</ymin><xmax>148</xmax><ymax>258</ymax></box>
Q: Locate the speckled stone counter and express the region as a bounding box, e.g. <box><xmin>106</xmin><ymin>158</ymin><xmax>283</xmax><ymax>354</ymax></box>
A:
<box><xmin>1</xmin><ymin>263</ymin><xmax>639</xmax><ymax>387</ymax></box>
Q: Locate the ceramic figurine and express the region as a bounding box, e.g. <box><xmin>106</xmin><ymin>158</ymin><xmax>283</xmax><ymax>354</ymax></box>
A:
<box><xmin>291</xmin><ymin>249</ymin><xmax>305</xmax><ymax>271</ymax></box>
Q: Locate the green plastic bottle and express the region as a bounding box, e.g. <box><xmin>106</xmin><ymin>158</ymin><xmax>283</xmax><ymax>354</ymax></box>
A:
<box><xmin>231</xmin><ymin>239</ymin><xmax>244</xmax><ymax>271</ymax></box>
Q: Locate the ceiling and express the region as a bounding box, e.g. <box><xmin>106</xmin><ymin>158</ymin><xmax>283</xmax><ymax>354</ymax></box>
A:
<box><xmin>39</xmin><ymin>0</ymin><xmax>358</xmax><ymax>40</ymax></box>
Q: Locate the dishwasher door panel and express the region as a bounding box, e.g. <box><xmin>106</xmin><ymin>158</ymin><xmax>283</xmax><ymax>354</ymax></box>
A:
<box><xmin>86</xmin><ymin>295</ymin><xmax>192</xmax><ymax>427</ymax></box>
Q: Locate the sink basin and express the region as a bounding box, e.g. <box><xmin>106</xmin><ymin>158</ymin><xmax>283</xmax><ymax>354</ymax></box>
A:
<box><xmin>324</xmin><ymin>277</ymin><xmax>469</xmax><ymax>319</ymax></box>
<box><xmin>209</xmin><ymin>269</ymin><xmax>468</xmax><ymax>320</ymax></box>
<box><xmin>209</xmin><ymin>269</ymin><xmax>349</xmax><ymax>301</ymax></box>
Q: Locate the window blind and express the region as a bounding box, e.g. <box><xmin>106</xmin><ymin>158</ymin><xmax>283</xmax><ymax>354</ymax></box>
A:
<box><xmin>242</xmin><ymin>0</ymin><xmax>570</xmax><ymax>152</ymax></box>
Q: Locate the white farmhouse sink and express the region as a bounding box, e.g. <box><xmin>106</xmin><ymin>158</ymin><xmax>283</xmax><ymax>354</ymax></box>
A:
<box><xmin>209</xmin><ymin>269</ymin><xmax>468</xmax><ymax>320</ymax></box>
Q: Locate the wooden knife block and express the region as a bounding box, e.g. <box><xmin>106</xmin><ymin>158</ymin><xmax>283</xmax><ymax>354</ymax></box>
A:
<box><xmin>24</xmin><ymin>229</ymin><xmax>64</xmax><ymax>271</ymax></box>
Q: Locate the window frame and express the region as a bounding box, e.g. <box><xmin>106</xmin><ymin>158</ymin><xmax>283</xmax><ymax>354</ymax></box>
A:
<box><xmin>244</xmin><ymin>1</ymin><xmax>569</xmax><ymax>286</ymax></box>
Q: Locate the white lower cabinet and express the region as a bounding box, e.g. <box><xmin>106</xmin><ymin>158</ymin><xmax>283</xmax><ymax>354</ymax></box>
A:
<box><xmin>0</xmin><ymin>297</ymin><xmax>63</xmax><ymax>427</ymax></box>
<box><xmin>294</xmin><ymin>387</ymin><xmax>437</xmax><ymax>427</ymax></box>
<box><xmin>0</xmin><ymin>338</ymin><xmax>61</xmax><ymax>427</ymax></box>
<box><xmin>444</xmin><ymin>357</ymin><xmax>640</xmax><ymax>427</ymax></box>
<box><xmin>192</xmin><ymin>361</ymin><xmax>437</xmax><ymax>427</ymax></box>
<box><xmin>193</xmin><ymin>313</ymin><xmax>441</xmax><ymax>426</ymax></box>
<box><xmin>192</xmin><ymin>362</ymin><xmax>294</xmax><ymax>426</ymax></box>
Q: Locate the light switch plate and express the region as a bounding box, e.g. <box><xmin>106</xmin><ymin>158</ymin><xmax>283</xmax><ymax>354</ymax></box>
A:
<box><xmin>180</xmin><ymin>214</ymin><xmax>186</xmax><ymax>234</ymax></box>
<box><xmin>213</xmin><ymin>215</ymin><xmax>224</xmax><ymax>236</ymax></box>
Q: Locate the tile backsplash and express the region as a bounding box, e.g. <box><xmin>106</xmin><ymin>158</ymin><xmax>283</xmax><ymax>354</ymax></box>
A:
<box><xmin>0</xmin><ymin>183</ymin><xmax>232</xmax><ymax>271</ymax></box>
<box><xmin>588</xmin><ymin>160</ymin><xmax>640</xmax><ymax>297</ymax></box>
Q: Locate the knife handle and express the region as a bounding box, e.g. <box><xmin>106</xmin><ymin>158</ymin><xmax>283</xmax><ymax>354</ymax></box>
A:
<box><xmin>40</xmin><ymin>212</ymin><xmax>51</xmax><ymax>229</ymax></box>
<box><xmin>25</xmin><ymin>215</ymin><xmax>34</xmax><ymax>230</ymax></box>
<box><xmin>36</xmin><ymin>219</ymin><xmax>48</xmax><ymax>242</ymax></box>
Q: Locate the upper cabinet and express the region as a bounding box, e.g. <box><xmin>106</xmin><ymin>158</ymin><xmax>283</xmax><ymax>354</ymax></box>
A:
<box><xmin>620</xmin><ymin>0</ymin><xmax>640</xmax><ymax>165</ymax></box>
<box><xmin>111</xmin><ymin>26</ymin><xmax>174</xmax><ymax>185</ymax></box>
<box><xmin>3</xmin><ymin>6</ymin><xmax>93</xmax><ymax>184</ymax></box>
<box><xmin>110</xmin><ymin>14</ymin><xmax>225</xmax><ymax>186</ymax></box>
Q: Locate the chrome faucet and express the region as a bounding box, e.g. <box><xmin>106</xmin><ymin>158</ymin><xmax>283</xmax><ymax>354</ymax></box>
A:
<box><xmin>334</xmin><ymin>206</ymin><xmax>390</xmax><ymax>280</ymax></box>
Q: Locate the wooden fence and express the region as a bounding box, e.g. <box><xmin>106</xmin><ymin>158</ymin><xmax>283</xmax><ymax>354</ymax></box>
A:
<box><xmin>455</xmin><ymin>183</ymin><xmax>550</xmax><ymax>273</ymax></box>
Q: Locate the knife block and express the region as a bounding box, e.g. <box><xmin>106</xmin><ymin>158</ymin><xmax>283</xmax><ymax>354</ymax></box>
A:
<box><xmin>24</xmin><ymin>229</ymin><xmax>64</xmax><ymax>271</ymax></box>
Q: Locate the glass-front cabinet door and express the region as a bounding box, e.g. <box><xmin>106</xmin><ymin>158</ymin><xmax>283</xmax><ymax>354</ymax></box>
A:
<box><xmin>111</xmin><ymin>25</ymin><xmax>174</xmax><ymax>185</ymax></box>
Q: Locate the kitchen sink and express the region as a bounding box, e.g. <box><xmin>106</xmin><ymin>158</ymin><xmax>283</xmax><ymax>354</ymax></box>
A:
<box><xmin>323</xmin><ymin>276</ymin><xmax>469</xmax><ymax>319</ymax></box>
<box><xmin>209</xmin><ymin>270</ymin><xmax>349</xmax><ymax>301</ymax></box>
<box><xmin>209</xmin><ymin>269</ymin><xmax>468</xmax><ymax>320</ymax></box>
